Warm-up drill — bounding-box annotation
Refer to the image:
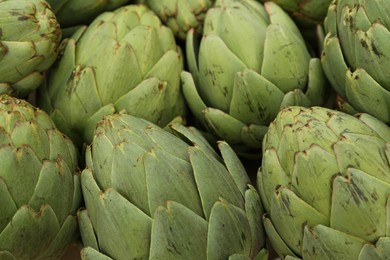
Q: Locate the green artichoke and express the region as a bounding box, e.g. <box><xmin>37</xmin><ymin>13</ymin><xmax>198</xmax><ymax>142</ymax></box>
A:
<box><xmin>182</xmin><ymin>0</ymin><xmax>328</xmax><ymax>157</ymax></box>
<box><xmin>257</xmin><ymin>106</ymin><xmax>390</xmax><ymax>259</ymax></box>
<box><xmin>0</xmin><ymin>0</ymin><xmax>61</xmax><ymax>97</ymax></box>
<box><xmin>259</xmin><ymin>0</ymin><xmax>333</xmax><ymax>27</ymax></box>
<box><xmin>145</xmin><ymin>0</ymin><xmax>215</xmax><ymax>40</ymax></box>
<box><xmin>78</xmin><ymin>113</ymin><xmax>266</xmax><ymax>260</ymax></box>
<box><xmin>321</xmin><ymin>0</ymin><xmax>390</xmax><ymax>123</ymax></box>
<box><xmin>0</xmin><ymin>95</ymin><xmax>81</xmax><ymax>259</ymax></box>
<box><xmin>38</xmin><ymin>5</ymin><xmax>186</xmax><ymax>146</ymax></box>
<box><xmin>45</xmin><ymin>0</ymin><xmax>131</xmax><ymax>28</ymax></box>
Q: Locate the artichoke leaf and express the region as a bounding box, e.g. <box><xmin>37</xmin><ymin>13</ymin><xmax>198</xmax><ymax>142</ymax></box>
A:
<box><xmin>261</xmin><ymin>23</ymin><xmax>310</xmax><ymax>93</ymax></box>
<box><xmin>144</xmin><ymin>147</ymin><xmax>203</xmax><ymax>218</ymax></box>
<box><xmin>190</xmin><ymin>145</ymin><xmax>245</xmax><ymax>220</ymax></box>
<box><xmin>218</xmin><ymin>141</ymin><xmax>251</xmax><ymax>197</ymax></box>
<box><xmin>10</xmin><ymin>120</ymin><xmax>50</xmax><ymax>160</ymax></box>
<box><xmin>357</xmin><ymin>113</ymin><xmax>390</xmax><ymax>141</ymax></box>
<box><xmin>0</xmin><ymin>205</ymin><xmax>60</xmax><ymax>259</ymax></box>
<box><xmin>270</xmin><ymin>187</ymin><xmax>328</xmax><ymax>255</ymax></box>
<box><xmin>305</xmin><ymin>58</ymin><xmax>327</xmax><ymax>105</ymax></box>
<box><xmin>334</xmin><ymin>133</ymin><xmax>390</xmax><ymax>183</ymax></box>
<box><xmin>0</xmin><ymin>146</ymin><xmax>42</xmax><ymax>207</ymax></box>
<box><xmin>331</xmin><ymin>168</ymin><xmax>390</xmax><ymax>242</ymax></box>
<box><xmin>181</xmin><ymin>71</ymin><xmax>208</xmax><ymax>121</ymax></box>
<box><xmin>207</xmin><ymin>199</ymin><xmax>252</xmax><ymax>260</ymax></box>
<box><xmin>325</xmin><ymin>108</ymin><xmax>382</xmax><ymax>137</ymax></box>
<box><xmin>114</xmin><ymin>77</ymin><xmax>174</xmax><ymax>127</ymax></box>
<box><xmin>170</xmin><ymin>122</ymin><xmax>218</xmax><ymax>160</ymax></box>
<box><xmin>146</xmin><ymin>49</ymin><xmax>182</xmax><ymax>89</ymax></box>
<box><xmin>198</xmin><ymin>34</ymin><xmax>247</xmax><ymax>111</ymax></box>
<box><xmin>99</xmin><ymin>138</ymin><xmax>150</xmax><ymax>214</ymax></box>
<box><xmin>240</xmin><ymin>124</ymin><xmax>268</xmax><ymax>149</ymax></box>
<box><xmin>302</xmin><ymin>224</ymin><xmax>366</xmax><ymax>260</ymax></box>
<box><xmin>260</xmin><ymin>148</ymin><xmax>290</xmax><ymax>211</ymax></box>
<box><xmin>244</xmin><ymin>186</ymin><xmax>266</xmax><ymax>258</ymax></box>
<box><xmin>144</xmin><ymin>123</ymin><xmax>191</xmax><ymax>161</ymax></box>
<box><xmin>203</xmin><ymin>108</ymin><xmax>247</xmax><ymax>144</ymax></box>
<box><xmin>359</xmin><ymin>237</ymin><xmax>390</xmax><ymax>260</ymax></box>
<box><xmin>121</xmin><ymin>25</ymin><xmax>165</xmax><ymax>79</ymax></box>
<box><xmin>204</xmin><ymin>2</ymin><xmax>267</xmax><ymax>72</ymax></box>
<box><xmin>265</xmin><ymin>1</ymin><xmax>304</xmax><ymax>44</ymax></box>
<box><xmin>185</xmin><ymin>29</ymin><xmax>202</xmax><ymax>89</ymax></box>
<box><xmin>280</xmin><ymin>89</ymin><xmax>311</xmax><ymax>108</ymax></box>
<box><xmin>321</xmin><ymin>34</ymin><xmax>349</xmax><ymax>97</ymax></box>
<box><xmin>291</xmin><ymin>146</ymin><xmax>338</xmax><ymax>218</ymax></box>
<box><xmin>262</xmin><ymin>215</ymin><xmax>297</xmax><ymax>258</ymax></box>
<box><xmin>12</xmin><ymin>72</ymin><xmax>43</xmax><ymax>97</ymax></box>
<box><xmin>0</xmin><ymin>42</ymin><xmax>43</xmax><ymax>81</ymax></box>
<box><xmin>28</xmin><ymin>160</ymin><xmax>74</xmax><ymax>224</ymax></box>
<box><xmin>345</xmin><ymin>68</ymin><xmax>390</xmax><ymax>123</ymax></box>
<box><xmin>149</xmin><ymin>201</ymin><xmax>208</xmax><ymax>260</ymax></box>
<box><xmin>230</xmin><ymin>69</ymin><xmax>284</xmax><ymax>126</ymax></box>
<box><xmin>81</xmin><ymin>169</ymin><xmax>152</xmax><ymax>260</ymax></box>
<box><xmin>78</xmin><ymin>209</ymin><xmax>100</xmax><ymax>251</ymax></box>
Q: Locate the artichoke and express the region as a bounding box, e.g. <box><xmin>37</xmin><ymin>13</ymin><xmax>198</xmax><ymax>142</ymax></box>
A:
<box><xmin>0</xmin><ymin>0</ymin><xmax>61</xmax><ymax>97</ymax></box>
<box><xmin>145</xmin><ymin>0</ymin><xmax>215</xmax><ymax>40</ymax></box>
<box><xmin>321</xmin><ymin>0</ymin><xmax>390</xmax><ymax>123</ymax></box>
<box><xmin>45</xmin><ymin>0</ymin><xmax>130</xmax><ymax>28</ymax></box>
<box><xmin>38</xmin><ymin>4</ymin><xmax>186</xmax><ymax>146</ymax></box>
<box><xmin>257</xmin><ymin>106</ymin><xmax>390</xmax><ymax>259</ymax></box>
<box><xmin>0</xmin><ymin>95</ymin><xmax>81</xmax><ymax>259</ymax></box>
<box><xmin>258</xmin><ymin>0</ymin><xmax>333</xmax><ymax>27</ymax></box>
<box><xmin>182</xmin><ymin>0</ymin><xmax>328</xmax><ymax>157</ymax></box>
<box><xmin>78</xmin><ymin>113</ymin><xmax>266</xmax><ymax>259</ymax></box>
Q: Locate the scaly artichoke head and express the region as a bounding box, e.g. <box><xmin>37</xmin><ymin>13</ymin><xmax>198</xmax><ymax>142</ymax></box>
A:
<box><xmin>258</xmin><ymin>0</ymin><xmax>333</xmax><ymax>27</ymax></box>
<box><xmin>78</xmin><ymin>113</ymin><xmax>267</xmax><ymax>259</ymax></box>
<box><xmin>145</xmin><ymin>0</ymin><xmax>215</xmax><ymax>40</ymax></box>
<box><xmin>257</xmin><ymin>106</ymin><xmax>390</xmax><ymax>259</ymax></box>
<box><xmin>39</xmin><ymin>4</ymin><xmax>186</xmax><ymax>146</ymax></box>
<box><xmin>182</xmin><ymin>0</ymin><xmax>328</xmax><ymax>157</ymax></box>
<box><xmin>0</xmin><ymin>0</ymin><xmax>61</xmax><ymax>97</ymax></box>
<box><xmin>0</xmin><ymin>95</ymin><xmax>81</xmax><ymax>259</ymax></box>
<box><xmin>321</xmin><ymin>0</ymin><xmax>390</xmax><ymax>123</ymax></box>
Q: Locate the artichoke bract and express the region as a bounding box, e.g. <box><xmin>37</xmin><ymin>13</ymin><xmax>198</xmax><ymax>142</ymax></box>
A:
<box><xmin>259</xmin><ymin>0</ymin><xmax>333</xmax><ymax>27</ymax></box>
<box><xmin>78</xmin><ymin>113</ymin><xmax>267</xmax><ymax>260</ymax></box>
<box><xmin>0</xmin><ymin>0</ymin><xmax>61</xmax><ymax>97</ymax></box>
<box><xmin>258</xmin><ymin>106</ymin><xmax>390</xmax><ymax>259</ymax></box>
<box><xmin>145</xmin><ymin>0</ymin><xmax>215</xmax><ymax>40</ymax></box>
<box><xmin>321</xmin><ymin>0</ymin><xmax>390</xmax><ymax>123</ymax></box>
<box><xmin>45</xmin><ymin>0</ymin><xmax>129</xmax><ymax>28</ymax></box>
<box><xmin>0</xmin><ymin>95</ymin><xmax>81</xmax><ymax>259</ymax></box>
<box><xmin>38</xmin><ymin>5</ymin><xmax>186</xmax><ymax>146</ymax></box>
<box><xmin>182</xmin><ymin>0</ymin><xmax>328</xmax><ymax>157</ymax></box>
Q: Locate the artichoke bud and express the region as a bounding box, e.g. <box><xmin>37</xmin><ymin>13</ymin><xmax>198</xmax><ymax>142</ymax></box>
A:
<box><xmin>0</xmin><ymin>0</ymin><xmax>61</xmax><ymax>97</ymax></box>
<box><xmin>78</xmin><ymin>113</ymin><xmax>266</xmax><ymax>259</ymax></box>
<box><xmin>258</xmin><ymin>106</ymin><xmax>390</xmax><ymax>259</ymax></box>
<box><xmin>322</xmin><ymin>0</ymin><xmax>390</xmax><ymax>123</ymax></box>
<box><xmin>183</xmin><ymin>0</ymin><xmax>329</xmax><ymax>157</ymax></box>
<box><xmin>0</xmin><ymin>95</ymin><xmax>81</xmax><ymax>259</ymax></box>
<box><xmin>145</xmin><ymin>0</ymin><xmax>215</xmax><ymax>40</ymax></box>
<box><xmin>39</xmin><ymin>4</ymin><xmax>187</xmax><ymax>147</ymax></box>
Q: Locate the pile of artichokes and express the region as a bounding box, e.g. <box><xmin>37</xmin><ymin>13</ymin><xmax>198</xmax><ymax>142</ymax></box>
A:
<box><xmin>1</xmin><ymin>0</ymin><xmax>389</xmax><ymax>259</ymax></box>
